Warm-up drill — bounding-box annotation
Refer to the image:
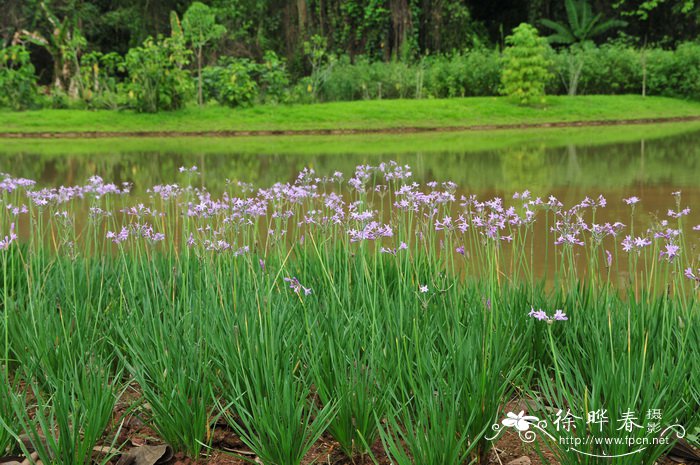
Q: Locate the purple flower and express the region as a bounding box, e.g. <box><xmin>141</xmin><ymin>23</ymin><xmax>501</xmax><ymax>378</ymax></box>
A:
<box><xmin>685</xmin><ymin>268</ymin><xmax>700</xmax><ymax>286</ymax></box>
<box><xmin>622</xmin><ymin>235</ymin><xmax>651</xmax><ymax>253</ymax></box>
<box><xmin>513</xmin><ymin>190</ymin><xmax>531</xmax><ymax>200</ymax></box>
<box><xmin>0</xmin><ymin>223</ymin><xmax>17</xmax><ymax>250</ymax></box>
<box><xmin>667</xmin><ymin>207</ymin><xmax>690</xmax><ymax>219</ymax></box>
<box><xmin>259</xmin><ymin>259</ymin><xmax>265</xmax><ymax>271</ymax></box>
<box><xmin>284</xmin><ymin>277</ymin><xmax>312</xmax><ymax>296</ymax></box>
<box><xmin>528</xmin><ymin>308</ymin><xmax>548</xmax><ymax>321</ymax></box>
<box><xmin>348</xmin><ymin>222</ymin><xmax>393</xmax><ymax>242</ymax></box>
<box><xmin>106</xmin><ymin>227</ymin><xmax>129</xmax><ymax>244</ymax></box>
<box><xmin>623</xmin><ymin>196</ymin><xmax>640</xmax><ymax>205</ymax></box>
<box><xmin>6</xmin><ymin>204</ymin><xmax>28</xmax><ymax>216</ymax></box>
<box><xmin>605</xmin><ymin>250</ymin><xmax>613</xmax><ymax>267</ymax></box>
<box><xmin>654</xmin><ymin>228</ymin><xmax>681</xmax><ymax>240</ymax></box>
<box><xmin>455</xmin><ymin>245</ymin><xmax>465</xmax><ymax>256</ymax></box>
<box><xmin>659</xmin><ymin>243</ymin><xmax>680</xmax><ymax>262</ymax></box>
<box><xmin>0</xmin><ymin>174</ymin><xmax>36</xmax><ymax>193</ymax></box>
<box><xmin>634</xmin><ymin>237</ymin><xmax>651</xmax><ymax>248</ymax></box>
<box><xmin>528</xmin><ymin>307</ymin><xmax>567</xmax><ymax>322</ymax></box>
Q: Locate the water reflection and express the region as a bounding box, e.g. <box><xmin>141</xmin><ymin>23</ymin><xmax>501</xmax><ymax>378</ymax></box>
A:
<box><xmin>1</xmin><ymin>127</ymin><xmax>700</xmax><ymax>209</ymax></box>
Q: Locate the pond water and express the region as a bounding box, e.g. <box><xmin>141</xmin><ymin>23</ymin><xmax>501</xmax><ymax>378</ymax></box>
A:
<box><xmin>2</xmin><ymin>123</ymin><xmax>700</xmax><ymax>219</ymax></box>
<box><xmin>2</xmin><ymin>123</ymin><xmax>700</xmax><ymax>280</ymax></box>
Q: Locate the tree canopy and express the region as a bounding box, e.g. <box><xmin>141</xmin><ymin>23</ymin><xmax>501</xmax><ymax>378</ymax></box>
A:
<box><xmin>2</xmin><ymin>0</ymin><xmax>699</xmax><ymax>85</ymax></box>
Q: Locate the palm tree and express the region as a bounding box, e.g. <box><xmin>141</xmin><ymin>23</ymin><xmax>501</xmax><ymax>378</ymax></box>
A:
<box><xmin>540</xmin><ymin>0</ymin><xmax>626</xmax><ymax>95</ymax></box>
<box><xmin>541</xmin><ymin>0</ymin><xmax>627</xmax><ymax>45</ymax></box>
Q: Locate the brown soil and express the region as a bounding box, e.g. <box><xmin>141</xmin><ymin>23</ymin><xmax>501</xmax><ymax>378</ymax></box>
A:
<box><xmin>4</xmin><ymin>389</ymin><xmax>693</xmax><ymax>465</ymax></box>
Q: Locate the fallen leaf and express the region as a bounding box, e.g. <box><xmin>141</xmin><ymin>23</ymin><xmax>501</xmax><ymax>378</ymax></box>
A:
<box><xmin>116</xmin><ymin>444</ymin><xmax>174</xmax><ymax>465</ymax></box>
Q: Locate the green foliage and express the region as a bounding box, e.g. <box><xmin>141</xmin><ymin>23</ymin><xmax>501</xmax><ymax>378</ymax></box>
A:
<box><xmin>15</xmin><ymin>2</ymin><xmax>87</xmax><ymax>95</ymax></box>
<box><xmin>535</xmin><ymin>296</ymin><xmax>694</xmax><ymax>465</ymax></box>
<box><xmin>0</xmin><ymin>376</ymin><xmax>17</xmax><ymax>456</ymax></box>
<box><xmin>540</xmin><ymin>0</ymin><xmax>627</xmax><ymax>96</ymax></box>
<box><xmin>319</xmin><ymin>56</ymin><xmax>416</xmax><ymax>101</ymax></box>
<box><xmin>0</xmin><ymin>154</ymin><xmax>699</xmax><ymax>464</ymax></box>
<box><xmin>317</xmin><ymin>50</ymin><xmax>500</xmax><ymax>102</ymax></box>
<box><xmin>0</xmin><ymin>45</ymin><xmax>39</xmax><ymax>111</ymax></box>
<box><xmin>202</xmin><ymin>58</ymin><xmax>258</xmax><ymax>107</ymax></box>
<box><xmin>122</xmin><ymin>34</ymin><xmax>193</xmax><ymax>112</ymax></box>
<box><xmin>541</xmin><ymin>0</ymin><xmax>627</xmax><ymax>45</ymax></box>
<box><xmin>9</xmin><ymin>363</ymin><xmax>122</xmax><ymax>465</ymax></box>
<box><xmin>647</xmin><ymin>42</ymin><xmax>700</xmax><ymax>100</ymax></box>
<box><xmin>116</xmin><ymin>303</ymin><xmax>213</xmax><ymax>457</ymax></box>
<box><xmin>303</xmin><ymin>34</ymin><xmax>331</xmax><ymax>100</ymax></box>
<box><xmin>183</xmin><ymin>2</ymin><xmax>226</xmax><ymax>51</ymax></box>
<box><xmin>79</xmin><ymin>51</ymin><xmax>125</xmax><ymax>109</ymax></box>
<box><xmin>259</xmin><ymin>51</ymin><xmax>290</xmax><ymax>103</ymax></box>
<box><xmin>423</xmin><ymin>50</ymin><xmax>501</xmax><ymax>98</ymax></box>
<box><xmin>183</xmin><ymin>2</ymin><xmax>226</xmax><ymax>105</ymax></box>
<box><xmin>550</xmin><ymin>42</ymin><xmax>641</xmax><ymax>95</ymax></box>
<box><xmin>501</xmin><ymin>24</ymin><xmax>554</xmax><ymax>106</ymax></box>
<box><xmin>214</xmin><ymin>307</ymin><xmax>335</xmax><ymax>465</ymax></box>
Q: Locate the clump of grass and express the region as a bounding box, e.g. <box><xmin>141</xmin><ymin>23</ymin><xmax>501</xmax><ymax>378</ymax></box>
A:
<box><xmin>116</xmin><ymin>304</ymin><xmax>214</xmax><ymax>458</ymax></box>
<box><xmin>212</xmin><ymin>303</ymin><xmax>335</xmax><ymax>465</ymax></box>
<box><xmin>7</xmin><ymin>359</ymin><xmax>122</xmax><ymax>465</ymax></box>
<box><xmin>527</xmin><ymin>294</ymin><xmax>697</xmax><ymax>465</ymax></box>
<box><xmin>304</xmin><ymin>307</ymin><xmax>392</xmax><ymax>459</ymax></box>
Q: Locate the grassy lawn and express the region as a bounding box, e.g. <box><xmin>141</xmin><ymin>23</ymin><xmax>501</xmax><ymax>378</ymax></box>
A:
<box><xmin>1</xmin><ymin>95</ymin><xmax>700</xmax><ymax>134</ymax></box>
<box><xmin>2</xmin><ymin>121</ymin><xmax>700</xmax><ymax>156</ymax></box>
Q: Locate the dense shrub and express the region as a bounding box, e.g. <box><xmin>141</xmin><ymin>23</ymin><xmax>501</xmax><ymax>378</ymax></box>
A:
<box><xmin>202</xmin><ymin>58</ymin><xmax>258</xmax><ymax>107</ymax></box>
<box><xmin>501</xmin><ymin>23</ymin><xmax>553</xmax><ymax>106</ymax></box>
<box><xmin>582</xmin><ymin>44</ymin><xmax>641</xmax><ymax>94</ymax></box>
<box><xmin>312</xmin><ymin>42</ymin><xmax>700</xmax><ymax>103</ymax></box>
<box><xmin>318</xmin><ymin>50</ymin><xmax>500</xmax><ymax>102</ymax></box>
<box><xmin>79</xmin><ymin>51</ymin><xmax>125</xmax><ymax>110</ymax></box>
<box><xmin>647</xmin><ymin>42</ymin><xmax>700</xmax><ymax>100</ymax></box>
<box><xmin>258</xmin><ymin>51</ymin><xmax>291</xmax><ymax>104</ymax></box>
<box><xmin>319</xmin><ymin>56</ymin><xmax>417</xmax><ymax>101</ymax></box>
<box><xmin>8</xmin><ymin>37</ymin><xmax>700</xmax><ymax>112</ymax></box>
<box><xmin>122</xmin><ymin>35</ymin><xmax>193</xmax><ymax>112</ymax></box>
<box><xmin>423</xmin><ymin>50</ymin><xmax>500</xmax><ymax>98</ymax></box>
<box><xmin>202</xmin><ymin>53</ymin><xmax>290</xmax><ymax>106</ymax></box>
<box><xmin>544</xmin><ymin>42</ymin><xmax>700</xmax><ymax>99</ymax></box>
<box><xmin>0</xmin><ymin>45</ymin><xmax>39</xmax><ymax>110</ymax></box>
<box><xmin>549</xmin><ymin>43</ymin><xmax>641</xmax><ymax>95</ymax></box>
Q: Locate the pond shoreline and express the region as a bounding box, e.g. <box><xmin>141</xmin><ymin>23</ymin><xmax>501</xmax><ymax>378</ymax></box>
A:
<box><xmin>3</xmin><ymin>114</ymin><xmax>700</xmax><ymax>139</ymax></box>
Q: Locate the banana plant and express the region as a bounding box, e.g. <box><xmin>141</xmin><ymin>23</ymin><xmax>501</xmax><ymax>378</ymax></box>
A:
<box><xmin>540</xmin><ymin>0</ymin><xmax>627</xmax><ymax>45</ymax></box>
<box><xmin>540</xmin><ymin>0</ymin><xmax>626</xmax><ymax>95</ymax></box>
<box><xmin>12</xmin><ymin>1</ymin><xmax>86</xmax><ymax>96</ymax></box>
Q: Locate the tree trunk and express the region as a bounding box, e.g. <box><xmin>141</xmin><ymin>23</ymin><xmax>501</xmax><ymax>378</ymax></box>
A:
<box><xmin>197</xmin><ymin>46</ymin><xmax>203</xmax><ymax>106</ymax></box>
<box><xmin>641</xmin><ymin>48</ymin><xmax>647</xmax><ymax>97</ymax></box>
<box><xmin>390</xmin><ymin>0</ymin><xmax>412</xmax><ymax>58</ymax></box>
<box><xmin>297</xmin><ymin>0</ymin><xmax>307</xmax><ymax>34</ymax></box>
